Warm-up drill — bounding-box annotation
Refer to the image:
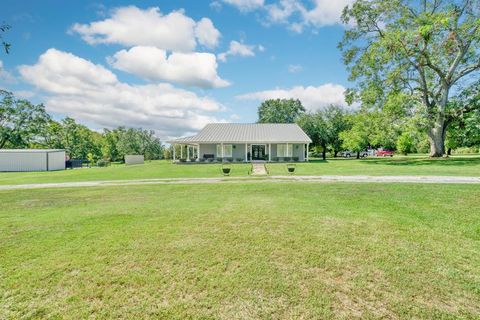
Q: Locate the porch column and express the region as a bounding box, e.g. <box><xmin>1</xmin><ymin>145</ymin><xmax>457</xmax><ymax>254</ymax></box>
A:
<box><xmin>306</xmin><ymin>143</ymin><xmax>309</xmax><ymax>162</ymax></box>
<box><xmin>187</xmin><ymin>145</ymin><xmax>190</xmax><ymax>161</ymax></box>
<box><xmin>180</xmin><ymin>145</ymin><xmax>183</xmax><ymax>159</ymax></box>
<box><xmin>221</xmin><ymin>143</ymin><xmax>224</xmax><ymax>158</ymax></box>
<box><xmin>268</xmin><ymin>144</ymin><xmax>271</xmax><ymax>162</ymax></box>
<box><xmin>245</xmin><ymin>143</ymin><xmax>248</xmax><ymax>162</ymax></box>
<box><xmin>173</xmin><ymin>145</ymin><xmax>176</xmax><ymax>161</ymax></box>
<box><xmin>197</xmin><ymin>144</ymin><xmax>200</xmax><ymax>160</ymax></box>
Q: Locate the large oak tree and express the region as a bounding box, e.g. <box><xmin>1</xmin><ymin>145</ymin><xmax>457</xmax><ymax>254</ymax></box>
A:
<box><xmin>340</xmin><ymin>0</ymin><xmax>480</xmax><ymax>156</ymax></box>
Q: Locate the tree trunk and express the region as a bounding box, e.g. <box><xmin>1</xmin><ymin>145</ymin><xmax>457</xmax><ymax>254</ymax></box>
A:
<box><xmin>356</xmin><ymin>151</ymin><xmax>360</xmax><ymax>159</ymax></box>
<box><xmin>427</xmin><ymin>116</ymin><xmax>448</xmax><ymax>157</ymax></box>
<box><xmin>333</xmin><ymin>150</ymin><xmax>338</xmax><ymax>158</ymax></box>
<box><xmin>322</xmin><ymin>145</ymin><xmax>326</xmax><ymax>160</ymax></box>
<box><xmin>447</xmin><ymin>148</ymin><xmax>452</xmax><ymax>156</ymax></box>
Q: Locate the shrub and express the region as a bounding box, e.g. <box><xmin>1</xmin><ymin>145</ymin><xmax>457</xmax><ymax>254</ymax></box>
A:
<box><xmin>235</xmin><ymin>157</ymin><xmax>244</xmax><ymax>162</ymax></box>
<box><xmin>97</xmin><ymin>159</ymin><xmax>110</xmax><ymax>167</ymax></box>
<box><xmin>284</xmin><ymin>157</ymin><xmax>291</xmax><ymax>161</ymax></box>
<box><xmin>292</xmin><ymin>157</ymin><xmax>299</xmax><ymax>162</ymax></box>
<box><xmin>453</xmin><ymin>147</ymin><xmax>480</xmax><ymax>154</ymax></box>
<box><xmin>397</xmin><ymin>133</ymin><xmax>414</xmax><ymax>155</ymax></box>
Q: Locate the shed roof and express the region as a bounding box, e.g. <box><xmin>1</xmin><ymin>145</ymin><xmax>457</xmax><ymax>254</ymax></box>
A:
<box><xmin>169</xmin><ymin>123</ymin><xmax>312</xmax><ymax>144</ymax></box>
<box><xmin>0</xmin><ymin>149</ymin><xmax>65</xmax><ymax>153</ymax></box>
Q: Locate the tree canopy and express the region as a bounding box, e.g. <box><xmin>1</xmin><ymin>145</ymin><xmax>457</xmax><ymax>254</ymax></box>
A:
<box><xmin>258</xmin><ymin>99</ymin><xmax>306</xmax><ymax>123</ymax></box>
<box><xmin>0</xmin><ymin>90</ymin><xmax>50</xmax><ymax>148</ymax></box>
<box><xmin>340</xmin><ymin>0</ymin><xmax>480</xmax><ymax>156</ymax></box>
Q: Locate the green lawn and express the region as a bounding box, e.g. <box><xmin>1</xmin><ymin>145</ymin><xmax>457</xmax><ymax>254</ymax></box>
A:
<box><xmin>0</xmin><ymin>155</ymin><xmax>479</xmax><ymax>185</ymax></box>
<box><xmin>1</xmin><ymin>182</ymin><xmax>479</xmax><ymax>319</ymax></box>
<box><xmin>0</xmin><ymin>161</ymin><xmax>252</xmax><ymax>185</ymax></box>
<box><xmin>267</xmin><ymin>155</ymin><xmax>480</xmax><ymax>177</ymax></box>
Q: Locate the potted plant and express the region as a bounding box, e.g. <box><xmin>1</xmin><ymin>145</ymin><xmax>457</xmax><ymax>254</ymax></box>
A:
<box><xmin>221</xmin><ymin>163</ymin><xmax>231</xmax><ymax>175</ymax></box>
<box><xmin>287</xmin><ymin>163</ymin><xmax>296</xmax><ymax>174</ymax></box>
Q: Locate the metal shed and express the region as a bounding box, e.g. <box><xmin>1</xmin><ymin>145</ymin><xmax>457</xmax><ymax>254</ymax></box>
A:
<box><xmin>0</xmin><ymin>149</ymin><xmax>66</xmax><ymax>172</ymax></box>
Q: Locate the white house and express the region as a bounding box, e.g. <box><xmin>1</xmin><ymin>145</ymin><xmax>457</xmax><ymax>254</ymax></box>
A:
<box><xmin>168</xmin><ymin>123</ymin><xmax>312</xmax><ymax>162</ymax></box>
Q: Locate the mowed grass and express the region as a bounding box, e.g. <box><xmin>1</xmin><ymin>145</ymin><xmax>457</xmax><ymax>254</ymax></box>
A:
<box><xmin>267</xmin><ymin>155</ymin><xmax>480</xmax><ymax>177</ymax></box>
<box><xmin>1</xmin><ymin>183</ymin><xmax>479</xmax><ymax>319</ymax></box>
<box><xmin>0</xmin><ymin>161</ymin><xmax>252</xmax><ymax>185</ymax></box>
<box><xmin>0</xmin><ymin>155</ymin><xmax>479</xmax><ymax>185</ymax></box>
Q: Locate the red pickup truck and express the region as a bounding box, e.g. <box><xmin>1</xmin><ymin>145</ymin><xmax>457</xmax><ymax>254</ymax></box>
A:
<box><xmin>376</xmin><ymin>149</ymin><xmax>394</xmax><ymax>157</ymax></box>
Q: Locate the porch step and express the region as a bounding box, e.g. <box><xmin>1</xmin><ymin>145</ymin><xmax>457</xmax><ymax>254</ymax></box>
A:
<box><xmin>251</xmin><ymin>162</ymin><xmax>267</xmax><ymax>175</ymax></box>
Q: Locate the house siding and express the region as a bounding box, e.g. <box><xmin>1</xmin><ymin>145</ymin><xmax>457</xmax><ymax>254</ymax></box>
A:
<box><xmin>195</xmin><ymin>143</ymin><xmax>305</xmax><ymax>161</ymax></box>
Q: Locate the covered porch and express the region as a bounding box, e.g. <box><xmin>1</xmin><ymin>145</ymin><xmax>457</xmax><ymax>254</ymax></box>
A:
<box><xmin>171</xmin><ymin>142</ymin><xmax>309</xmax><ymax>163</ymax></box>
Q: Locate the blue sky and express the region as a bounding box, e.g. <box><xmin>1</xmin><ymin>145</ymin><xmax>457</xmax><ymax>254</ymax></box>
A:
<box><xmin>0</xmin><ymin>0</ymin><xmax>353</xmax><ymax>138</ymax></box>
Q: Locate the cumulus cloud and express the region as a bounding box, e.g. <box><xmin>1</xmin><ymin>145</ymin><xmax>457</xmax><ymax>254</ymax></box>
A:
<box><xmin>70</xmin><ymin>6</ymin><xmax>221</xmax><ymax>52</ymax></box>
<box><xmin>226</xmin><ymin>0</ymin><xmax>353</xmax><ymax>31</ymax></box>
<box><xmin>19</xmin><ymin>49</ymin><xmax>223</xmax><ymax>138</ymax></box>
<box><xmin>302</xmin><ymin>0</ymin><xmax>354</xmax><ymax>27</ymax></box>
<box><xmin>236</xmin><ymin>83</ymin><xmax>348</xmax><ymax>111</ymax></box>
<box><xmin>108</xmin><ymin>46</ymin><xmax>230</xmax><ymax>88</ymax></box>
<box><xmin>218</xmin><ymin>40</ymin><xmax>262</xmax><ymax>62</ymax></box>
<box><xmin>222</xmin><ymin>0</ymin><xmax>265</xmax><ymax>12</ymax></box>
<box><xmin>195</xmin><ymin>18</ymin><xmax>221</xmax><ymax>48</ymax></box>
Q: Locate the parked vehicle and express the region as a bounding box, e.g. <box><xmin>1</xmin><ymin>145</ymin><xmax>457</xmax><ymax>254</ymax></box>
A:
<box><xmin>376</xmin><ymin>149</ymin><xmax>394</xmax><ymax>157</ymax></box>
<box><xmin>341</xmin><ymin>150</ymin><xmax>368</xmax><ymax>158</ymax></box>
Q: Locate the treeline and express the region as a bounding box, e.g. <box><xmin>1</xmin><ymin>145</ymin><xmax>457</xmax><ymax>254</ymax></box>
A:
<box><xmin>1</xmin><ymin>90</ymin><xmax>164</xmax><ymax>162</ymax></box>
<box><xmin>258</xmin><ymin>99</ymin><xmax>480</xmax><ymax>159</ymax></box>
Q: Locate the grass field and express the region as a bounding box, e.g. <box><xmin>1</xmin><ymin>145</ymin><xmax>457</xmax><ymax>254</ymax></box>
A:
<box><xmin>1</xmin><ymin>182</ymin><xmax>479</xmax><ymax>319</ymax></box>
<box><xmin>0</xmin><ymin>155</ymin><xmax>479</xmax><ymax>185</ymax></box>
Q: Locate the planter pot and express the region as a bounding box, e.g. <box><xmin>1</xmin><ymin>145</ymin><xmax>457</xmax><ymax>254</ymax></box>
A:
<box><xmin>287</xmin><ymin>167</ymin><xmax>295</xmax><ymax>173</ymax></box>
<box><xmin>222</xmin><ymin>168</ymin><xmax>231</xmax><ymax>175</ymax></box>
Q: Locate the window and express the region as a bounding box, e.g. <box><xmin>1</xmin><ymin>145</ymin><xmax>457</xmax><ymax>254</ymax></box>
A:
<box><xmin>277</xmin><ymin>144</ymin><xmax>292</xmax><ymax>157</ymax></box>
<box><xmin>216</xmin><ymin>144</ymin><xmax>233</xmax><ymax>157</ymax></box>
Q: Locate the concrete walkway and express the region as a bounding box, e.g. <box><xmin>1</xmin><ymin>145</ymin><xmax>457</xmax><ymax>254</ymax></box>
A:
<box><xmin>251</xmin><ymin>162</ymin><xmax>267</xmax><ymax>175</ymax></box>
<box><xmin>0</xmin><ymin>175</ymin><xmax>479</xmax><ymax>191</ymax></box>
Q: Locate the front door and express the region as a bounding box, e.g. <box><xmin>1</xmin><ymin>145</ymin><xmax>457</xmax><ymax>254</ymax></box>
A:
<box><xmin>251</xmin><ymin>145</ymin><xmax>265</xmax><ymax>160</ymax></box>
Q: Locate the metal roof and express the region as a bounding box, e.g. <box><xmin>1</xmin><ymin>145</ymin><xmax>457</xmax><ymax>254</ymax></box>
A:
<box><xmin>169</xmin><ymin>123</ymin><xmax>312</xmax><ymax>144</ymax></box>
<box><xmin>0</xmin><ymin>149</ymin><xmax>65</xmax><ymax>153</ymax></box>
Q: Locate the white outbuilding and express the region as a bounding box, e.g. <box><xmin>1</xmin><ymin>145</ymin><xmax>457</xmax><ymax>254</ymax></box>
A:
<box><xmin>0</xmin><ymin>149</ymin><xmax>66</xmax><ymax>172</ymax></box>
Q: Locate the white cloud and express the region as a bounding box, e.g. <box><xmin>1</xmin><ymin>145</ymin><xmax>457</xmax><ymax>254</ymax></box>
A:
<box><xmin>19</xmin><ymin>49</ymin><xmax>223</xmax><ymax>138</ymax></box>
<box><xmin>265</xmin><ymin>0</ymin><xmax>303</xmax><ymax>23</ymax></box>
<box><xmin>236</xmin><ymin>83</ymin><xmax>348</xmax><ymax>111</ymax></box>
<box><xmin>288</xmin><ymin>64</ymin><xmax>302</xmax><ymax>73</ymax></box>
<box><xmin>0</xmin><ymin>60</ymin><xmax>17</xmax><ymax>84</ymax></box>
<box><xmin>195</xmin><ymin>18</ymin><xmax>221</xmax><ymax>48</ymax></box>
<box><xmin>222</xmin><ymin>0</ymin><xmax>265</xmax><ymax>12</ymax></box>
<box><xmin>218</xmin><ymin>40</ymin><xmax>261</xmax><ymax>62</ymax></box>
<box><xmin>210</xmin><ymin>1</ymin><xmax>223</xmax><ymax>12</ymax></box>
<box><xmin>108</xmin><ymin>46</ymin><xmax>230</xmax><ymax>88</ymax></box>
<box><xmin>70</xmin><ymin>6</ymin><xmax>221</xmax><ymax>52</ymax></box>
<box><xmin>302</xmin><ymin>0</ymin><xmax>354</xmax><ymax>27</ymax></box>
<box><xmin>230</xmin><ymin>0</ymin><xmax>353</xmax><ymax>32</ymax></box>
